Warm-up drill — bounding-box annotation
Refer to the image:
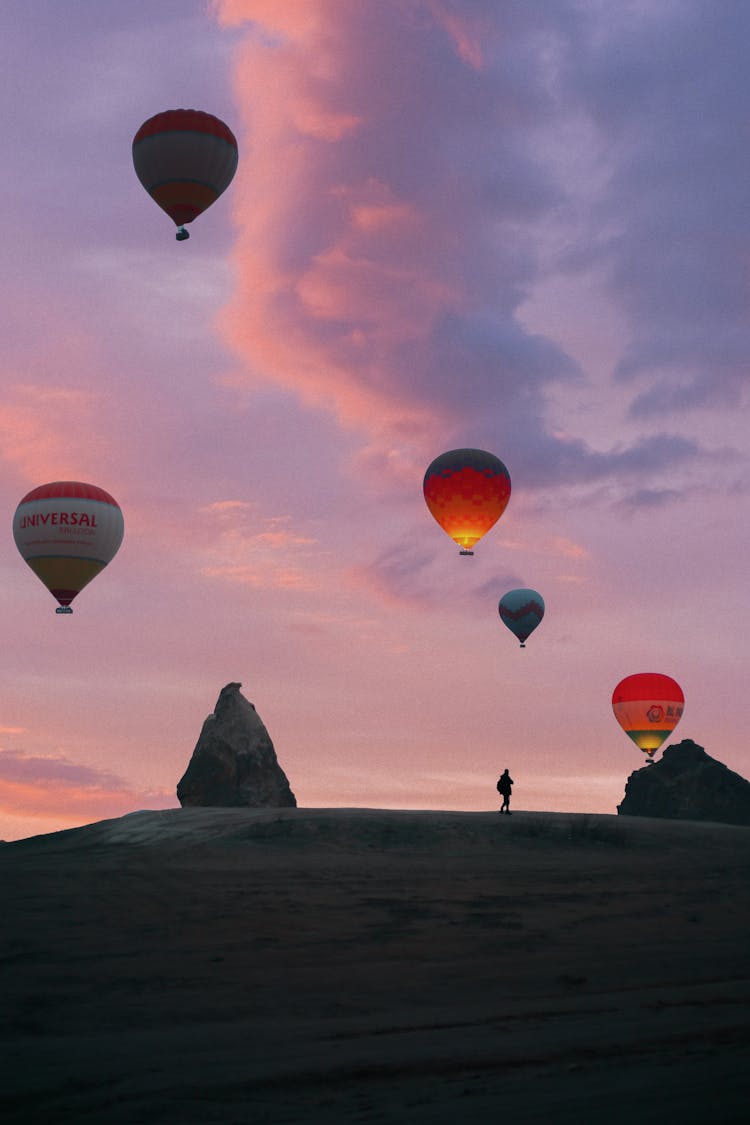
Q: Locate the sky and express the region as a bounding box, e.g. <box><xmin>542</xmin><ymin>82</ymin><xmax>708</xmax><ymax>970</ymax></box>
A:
<box><xmin>1</xmin><ymin>0</ymin><xmax>748</xmax><ymax>841</ymax></box>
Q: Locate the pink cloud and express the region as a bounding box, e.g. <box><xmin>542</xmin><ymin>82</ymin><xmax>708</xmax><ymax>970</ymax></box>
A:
<box><xmin>197</xmin><ymin>504</ymin><xmax>323</xmax><ymax>591</ymax></box>
<box><xmin>211</xmin><ymin>1</ymin><xmax>496</xmax><ymax>459</ymax></box>
<box><xmin>0</xmin><ymin>750</ymin><xmax>173</xmax><ymax>826</ymax></box>
<box><xmin>210</xmin><ymin>0</ymin><xmax>730</xmax><ymax>512</ymax></box>
<box><xmin>428</xmin><ymin>0</ymin><xmax>490</xmax><ymax>71</ymax></box>
<box><xmin>201</xmin><ymin>564</ymin><xmax>320</xmax><ymax>591</ymax></box>
<box><xmin>213</xmin><ymin>0</ymin><xmax>323</xmax><ymax>40</ymax></box>
<box><xmin>551</xmin><ymin>536</ymin><xmax>590</xmax><ymax>561</ymax></box>
<box><xmin>0</xmin><ymin>384</ymin><xmax>106</xmax><ymax>486</ymax></box>
<box><xmin>202</xmin><ymin>499</ymin><xmax>254</xmax><ymax>515</ymax></box>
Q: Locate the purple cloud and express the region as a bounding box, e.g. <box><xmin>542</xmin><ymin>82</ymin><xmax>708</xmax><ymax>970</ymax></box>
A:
<box><xmin>560</xmin><ymin>3</ymin><xmax>750</xmax><ymax>416</ymax></box>
<box><xmin>1</xmin><ymin>749</ymin><xmax>130</xmax><ymax>791</ymax></box>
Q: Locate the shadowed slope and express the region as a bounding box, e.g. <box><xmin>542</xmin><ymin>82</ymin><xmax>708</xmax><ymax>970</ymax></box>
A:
<box><xmin>5</xmin><ymin>805</ymin><xmax>744</xmax><ymax>852</ymax></box>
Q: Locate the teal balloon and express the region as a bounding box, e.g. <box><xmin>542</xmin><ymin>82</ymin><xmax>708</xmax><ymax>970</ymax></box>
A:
<box><xmin>498</xmin><ymin>588</ymin><xmax>545</xmax><ymax>647</ymax></box>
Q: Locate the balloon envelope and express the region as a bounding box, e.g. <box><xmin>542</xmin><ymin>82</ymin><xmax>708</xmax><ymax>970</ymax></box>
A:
<box><xmin>423</xmin><ymin>449</ymin><xmax>511</xmax><ymax>554</ymax></box>
<box><xmin>499</xmin><ymin>588</ymin><xmax>544</xmax><ymax>646</ymax></box>
<box><xmin>612</xmin><ymin>672</ymin><xmax>684</xmax><ymax>757</ymax></box>
<box><xmin>132</xmin><ymin>109</ymin><xmax>238</xmax><ymax>237</ymax></box>
<box><xmin>13</xmin><ymin>482</ymin><xmax>124</xmax><ymax>611</ymax></box>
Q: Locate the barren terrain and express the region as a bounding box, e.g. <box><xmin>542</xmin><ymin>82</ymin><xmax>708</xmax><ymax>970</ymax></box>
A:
<box><xmin>1</xmin><ymin>808</ymin><xmax>748</xmax><ymax>1123</ymax></box>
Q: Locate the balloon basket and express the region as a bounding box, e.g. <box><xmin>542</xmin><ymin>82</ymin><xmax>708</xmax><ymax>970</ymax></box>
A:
<box><xmin>176</xmin><ymin>226</ymin><xmax>190</xmax><ymax>241</ymax></box>
<box><xmin>459</xmin><ymin>549</ymin><xmax>474</xmax><ymax>556</ymax></box>
<box><xmin>55</xmin><ymin>606</ymin><xmax>73</xmax><ymax>614</ymax></box>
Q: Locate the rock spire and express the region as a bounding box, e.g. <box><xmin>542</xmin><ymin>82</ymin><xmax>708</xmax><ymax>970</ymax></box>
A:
<box><xmin>177</xmin><ymin>683</ymin><xmax>296</xmax><ymax>808</ymax></box>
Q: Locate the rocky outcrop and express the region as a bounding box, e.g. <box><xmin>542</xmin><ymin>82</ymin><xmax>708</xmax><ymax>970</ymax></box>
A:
<box><xmin>177</xmin><ymin>683</ymin><xmax>296</xmax><ymax>808</ymax></box>
<box><xmin>617</xmin><ymin>739</ymin><xmax>750</xmax><ymax>826</ymax></box>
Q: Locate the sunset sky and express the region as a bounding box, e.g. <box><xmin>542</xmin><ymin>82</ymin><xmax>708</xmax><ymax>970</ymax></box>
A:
<box><xmin>1</xmin><ymin>0</ymin><xmax>748</xmax><ymax>841</ymax></box>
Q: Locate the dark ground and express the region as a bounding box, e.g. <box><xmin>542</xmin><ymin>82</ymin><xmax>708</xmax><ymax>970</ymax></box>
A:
<box><xmin>1</xmin><ymin>808</ymin><xmax>749</xmax><ymax>1123</ymax></box>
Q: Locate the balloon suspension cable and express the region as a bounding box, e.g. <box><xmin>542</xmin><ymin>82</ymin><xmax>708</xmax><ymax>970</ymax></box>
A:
<box><xmin>459</xmin><ymin>549</ymin><xmax>474</xmax><ymax>556</ymax></box>
<box><xmin>55</xmin><ymin>606</ymin><xmax>73</xmax><ymax>615</ymax></box>
<box><xmin>176</xmin><ymin>226</ymin><xmax>190</xmax><ymax>241</ymax></box>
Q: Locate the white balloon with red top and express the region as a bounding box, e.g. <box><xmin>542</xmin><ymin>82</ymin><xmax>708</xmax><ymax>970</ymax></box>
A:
<box><xmin>13</xmin><ymin>482</ymin><xmax>124</xmax><ymax>613</ymax></box>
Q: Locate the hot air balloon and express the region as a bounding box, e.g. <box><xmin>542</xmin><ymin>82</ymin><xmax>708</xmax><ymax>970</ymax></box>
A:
<box><xmin>423</xmin><ymin>449</ymin><xmax>511</xmax><ymax>555</ymax></box>
<box><xmin>13</xmin><ymin>482</ymin><xmax>124</xmax><ymax>613</ymax></box>
<box><xmin>499</xmin><ymin>588</ymin><xmax>544</xmax><ymax>647</ymax></box>
<box><xmin>132</xmin><ymin>109</ymin><xmax>238</xmax><ymax>241</ymax></box>
<box><xmin>612</xmin><ymin>673</ymin><xmax>684</xmax><ymax>759</ymax></box>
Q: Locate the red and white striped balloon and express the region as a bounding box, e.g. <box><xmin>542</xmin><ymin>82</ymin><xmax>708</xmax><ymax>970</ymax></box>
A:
<box><xmin>132</xmin><ymin>109</ymin><xmax>238</xmax><ymax>240</ymax></box>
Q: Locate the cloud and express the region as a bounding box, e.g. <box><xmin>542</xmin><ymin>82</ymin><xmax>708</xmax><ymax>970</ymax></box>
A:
<box><xmin>551</xmin><ymin>536</ymin><xmax>589</xmax><ymax>560</ymax></box>
<box><xmin>348</xmin><ymin>533</ymin><xmax>559</xmax><ymax>610</ymax></box>
<box><xmin>0</xmin><ymin>751</ymin><xmax>122</xmax><ymax>788</ymax></box>
<box><xmin>212</xmin><ymin>4</ymin><xmax>580</xmax><ymax>470</ymax></box>
<box><xmin>210</xmin><ymin>0</ymin><xmax>739</xmax><ymax>510</ymax></box>
<box><xmin>618</xmin><ymin>487</ymin><xmax>682</xmax><ymax>512</ymax></box>
<box><xmin>198</xmin><ymin>504</ymin><xmax>323</xmax><ymax>591</ymax></box>
<box><xmin>202</xmin><ymin>499</ymin><xmax>255</xmax><ymax>515</ymax></box>
<box><xmin>490</xmin><ymin>429</ymin><xmax>711</xmax><ymax>504</ymax></box>
<box><xmin>348</xmin><ymin>544</ymin><xmax>439</xmax><ymax>608</ymax></box>
<box><xmin>0</xmin><ymin>749</ymin><xmax>172</xmax><ymax>822</ymax></box>
<box><xmin>0</xmin><ymin>383</ymin><xmax>107</xmax><ymax>486</ymax></box>
<box><xmin>560</xmin><ymin>3</ymin><xmax>750</xmax><ymax>417</ymax></box>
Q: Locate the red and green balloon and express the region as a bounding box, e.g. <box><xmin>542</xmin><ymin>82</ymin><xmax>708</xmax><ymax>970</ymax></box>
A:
<box><xmin>612</xmin><ymin>672</ymin><xmax>684</xmax><ymax>758</ymax></box>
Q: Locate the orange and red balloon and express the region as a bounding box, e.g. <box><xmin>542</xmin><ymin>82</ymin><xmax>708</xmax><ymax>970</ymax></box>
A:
<box><xmin>423</xmin><ymin>448</ymin><xmax>511</xmax><ymax>555</ymax></box>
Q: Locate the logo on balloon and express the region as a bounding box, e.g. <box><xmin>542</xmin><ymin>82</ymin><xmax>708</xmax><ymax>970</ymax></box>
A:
<box><xmin>646</xmin><ymin>705</ymin><xmax>664</xmax><ymax>723</ymax></box>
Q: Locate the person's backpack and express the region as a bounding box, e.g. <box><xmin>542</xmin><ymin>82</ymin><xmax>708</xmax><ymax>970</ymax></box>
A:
<box><xmin>496</xmin><ymin>777</ymin><xmax>503</xmax><ymax>792</ymax></box>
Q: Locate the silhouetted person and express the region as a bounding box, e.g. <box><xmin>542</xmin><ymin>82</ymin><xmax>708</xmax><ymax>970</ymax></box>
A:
<box><xmin>497</xmin><ymin>769</ymin><xmax>513</xmax><ymax>814</ymax></box>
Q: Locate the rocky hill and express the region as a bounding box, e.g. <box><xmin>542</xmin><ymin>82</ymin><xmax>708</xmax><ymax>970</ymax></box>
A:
<box><xmin>618</xmin><ymin>739</ymin><xmax>750</xmax><ymax>825</ymax></box>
